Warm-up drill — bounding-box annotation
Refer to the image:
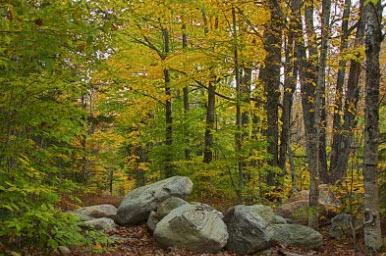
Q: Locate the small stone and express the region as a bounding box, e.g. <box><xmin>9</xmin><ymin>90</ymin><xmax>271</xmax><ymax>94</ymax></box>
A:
<box><xmin>84</xmin><ymin>217</ymin><xmax>116</xmax><ymax>232</ymax></box>
<box><xmin>58</xmin><ymin>246</ymin><xmax>71</xmax><ymax>255</ymax></box>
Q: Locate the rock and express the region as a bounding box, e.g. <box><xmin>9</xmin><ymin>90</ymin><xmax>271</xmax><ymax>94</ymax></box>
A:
<box><xmin>74</xmin><ymin>204</ymin><xmax>117</xmax><ymax>221</ymax></box>
<box><xmin>273</xmin><ymin>215</ymin><xmax>287</xmax><ymax>224</ymax></box>
<box><xmin>286</xmin><ymin>185</ymin><xmax>340</xmax><ymax>210</ymax></box>
<box><xmin>117</xmin><ymin>176</ymin><xmax>193</xmax><ymax>226</ymax></box>
<box><xmin>58</xmin><ymin>246</ymin><xmax>71</xmax><ymax>255</ymax></box>
<box><xmin>270</xmin><ymin>224</ymin><xmax>323</xmax><ymax>250</ymax></box>
<box><xmin>154</xmin><ymin>204</ymin><xmax>228</xmax><ymax>253</ymax></box>
<box><xmin>191</xmin><ymin>202</ymin><xmax>224</xmax><ymax>219</ymax></box>
<box><xmin>157</xmin><ymin>197</ymin><xmax>188</xmax><ymax>218</ymax></box>
<box><xmin>329</xmin><ymin>214</ymin><xmax>362</xmax><ymax>238</ymax></box>
<box><xmin>84</xmin><ymin>217</ymin><xmax>116</xmax><ymax>232</ymax></box>
<box><xmin>277</xmin><ymin>185</ymin><xmax>341</xmax><ymax>224</ymax></box>
<box><xmin>286</xmin><ymin>190</ymin><xmax>309</xmax><ymax>203</ymax></box>
<box><xmin>147</xmin><ymin>211</ymin><xmax>160</xmax><ymax>233</ymax></box>
<box><xmin>275</xmin><ymin>200</ymin><xmax>312</xmax><ymax>224</ymax></box>
<box><xmin>69</xmin><ymin>211</ymin><xmax>95</xmax><ymax>221</ymax></box>
<box><xmin>225</xmin><ymin>205</ymin><xmax>275</xmax><ymax>254</ymax></box>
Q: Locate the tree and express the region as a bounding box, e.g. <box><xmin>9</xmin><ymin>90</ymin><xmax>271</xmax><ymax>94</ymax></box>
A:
<box><xmin>363</xmin><ymin>0</ymin><xmax>383</xmax><ymax>251</ymax></box>
<box><xmin>329</xmin><ymin>0</ymin><xmax>365</xmax><ymax>184</ymax></box>
<box><xmin>259</xmin><ymin>0</ymin><xmax>283</xmax><ymax>186</ymax></box>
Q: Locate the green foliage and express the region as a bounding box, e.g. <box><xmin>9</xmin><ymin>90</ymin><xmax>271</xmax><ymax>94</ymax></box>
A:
<box><xmin>0</xmin><ymin>164</ymin><xmax>111</xmax><ymax>250</ymax></box>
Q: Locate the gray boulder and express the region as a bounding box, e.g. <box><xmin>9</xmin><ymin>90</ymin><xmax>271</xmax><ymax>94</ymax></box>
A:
<box><xmin>117</xmin><ymin>176</ymin><xmax>193</xmax><ymax>226</ymax></box>
<box><xmin>330</xmin><ymin>214</ymin><xmax>362</xmax><ymax>238</ymax></box>
<box><xmin>270</xmin><ymin>224</ymin><xmax>323</xmax><ymax>250</ymax></box>
<box><xmin>69</xmin><ymin>211</ymin><xmax>95</xmax><ymax>221</ymax></box>
<box><xmin>84</xmin><ymin>217</ymin><xmax>116</xmax><ymax>233</ymax></box>
<box><xmin>74</xmin><ymin>204</ymin><xmax>117</xmax><ymax>221</ymax></box>
<box><xmin>275</xmin><ymin>200</ymin><xmax>325</xmax><ymax>225</ymax></box>
<box><xmin>154</xmin><ymin>204</ymin><xmax>228</xmax><ymax>253</ymax></box>
<box><xmin>157</xmin><ymin>197</ymin><xmax>188</xmax><ymax>218</ymax></box>
<box><xmin>225</xmin><ymin>204</ymin><xmax>275</xmax><ymax>254</ymax></box>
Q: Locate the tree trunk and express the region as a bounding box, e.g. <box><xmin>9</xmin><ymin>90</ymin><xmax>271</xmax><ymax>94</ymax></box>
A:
<box><xmin>232</xmin><ymin>6</ymin><xmax>244</xmax><ymax>191</ymax></box>
<box><xmin>242</xmin><ymin>67</ymin><xmax>252</xmax><ymax>182</ymax></box>
<box><xmin>363</xmin><ymin>0</ymin><xmax>383</xmax><ymax>251</ymax></box>
<box><xmin>309</xmin><ymin>0</ymin><xmax>331</xmax><ymax>230</ymax></box>
<box><xmin>279</xmin><ymin>12</ymin><xmax>296</xmax><ymax>173</ymax></box>
<box><xmin>260</xmin><ymin>0</ymin><xmax>282</xmax><ymax>186</ymax></box>
<box><xmin>163</xmin><ymin>27</ymin><xmax>173</xmax><ymax>177</ymax></box>
<box><xmin>329</xmin><ymin>0</ymin><xmax>364</xmax><ymax>184</ymax></box>
<box><xmin>182</xmin><ymin>24</ymin><xmax>190</xmax><ymax>159</ymax></box>
<box><xmin>203</xmin><ymin>82</ymin><xmax>215</xmax><ymax>164</ymax></box>
<box><xmin>202</xmin><ymin>12</ymin><xmax>216</xmax><ymax>164</ymax></box>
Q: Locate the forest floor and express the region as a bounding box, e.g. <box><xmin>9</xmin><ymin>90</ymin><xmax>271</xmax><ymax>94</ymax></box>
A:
<box><xmin>6</xmin><ymin>194</ymin><xmax>379</xmax><ymax>256</ymax></box>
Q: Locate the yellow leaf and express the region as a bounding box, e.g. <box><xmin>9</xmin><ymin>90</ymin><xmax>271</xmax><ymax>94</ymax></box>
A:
<box><xmin>10</xmin><ymin>252</ymin><xmax>21</xmax><ymax>256</ymax></box>
<box><xmin>94</xmin><ymin>242</ymin><xmax>102</xmax><ymax>251</ymax></box>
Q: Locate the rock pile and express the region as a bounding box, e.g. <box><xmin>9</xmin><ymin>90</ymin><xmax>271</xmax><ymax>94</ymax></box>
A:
<box><xmin>70</xmin><ymin>176</ymin><xmax>325</xmax><ymax>254</ymax></box>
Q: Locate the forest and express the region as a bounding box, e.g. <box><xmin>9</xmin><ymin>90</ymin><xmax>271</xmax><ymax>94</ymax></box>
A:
<box><xmin>0</xmin><ymin>0</ymin><xmax>385</xmax><ymax>255</ymax></box>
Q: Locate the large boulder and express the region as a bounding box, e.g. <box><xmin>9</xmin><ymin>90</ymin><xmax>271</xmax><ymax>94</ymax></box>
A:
<box><xmin>154</xmin><ymin>204</ymin><xmax>228</xmax><ymax>253</ymax></box>
<box><xmin>276</xmin><ymin>185</ymin><xmax>340</xmax><ymax>224</ymax></box>
<box><xmin>157</xmin><ymin>197</ymin><xmax>189</xmax><ymax>218</ymax></box>
<box><xmin>117</xmin><ymin>176</ymin><xmax>193</xmax><ymax>226</ymax></box>
<box><xmin>329</xmin><ymin>214</ymin><xmax>362</xmax><ymax>238</ymax></box>
<box><xmin>275</xmin><ymin>200</ymin><xmax>315</xmax><ymax>225</ymax></box>
<box><xmin>74</xmin><ymin>204</ymin><xmax>117</xmax><ymax>221</ymax></box>
<box><xmin>286</xmin><ymin>185</ymin><xmax>340</xmax><ymax>210</ymax></box>
<box><xmin>270</xmin><ymin>224</ymin><xmax>323</xmax><ymax>250</ymax></box>
<box><xmin>225</xmin><ymin>204</ymin><xmax>275</xmax><ymax>254</ymax></box>
<box><xmin>84</xmin><ymin>217</ymin><xmax>116</xmax><ymax>233</ymax></box>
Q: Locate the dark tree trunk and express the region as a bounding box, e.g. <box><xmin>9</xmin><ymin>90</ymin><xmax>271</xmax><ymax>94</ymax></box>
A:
<box><xmin>182</xmin><ymin>25</ymin><xmax>190</xmax><ymax>159</ymax></box>
<box><xmin>202</xmin><ymin>11</ymin><xmax>216</xmax><ymax>164</ymax></box>
<box><xmin>329</xmin><ymin>0</ymin><xmax>363</xmax><ymax>184</ymax></box>
<box><xmin>260</xmin><ymin>0</ymin><xmax>282</xmax><ymax>186</ymax></box>
<box><xmin>241</xmin><ymin>67</ymin><xmax>252</xmax><ymax>182</ymax></box>
<box><xmin>163</xmin><ymin>27</ymin><xmax>173</xmax><ymax>177</ymax></box>
<box><xmin>203</xmin><ymin>82</ymin><xmax>215</xmax><ymax>163</ymax></box>
<box><xmin>363</xmin><ymin>0</ymin><xmax>383</xmax><ymax>250</ymax></box>
<box><xmin>232</xmin><ymin>6</ymin><xmax>244</xmax><ymax>190</ymax></box>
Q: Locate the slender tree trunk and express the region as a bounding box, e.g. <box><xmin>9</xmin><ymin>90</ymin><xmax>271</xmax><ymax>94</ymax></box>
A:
<box><xmin>303</xmin><ymin>0</ymin><xmax>329</xmax><ymax>184</ymax></box>
<box><xmin>203</xmin><ymin>82</ymin><xmax>215</xmax><ymax>163</ymax></box>
<box><xmin>279</xmin><ymin>13</ymin><xmax>296</xmax><ymax>173</ymax></box>
<box><xmin>109</xmin><ymin>169</ymin><xmax>113</xmax><ymax>194</ymax></box>
<box><xmin>329</xmin><ymin>0</ymin><xmax>351</xmax><ymax>183</ymax></box>
<box><xmin>363</xmin><ymin>0</ymin><xmax>383</xmax><ymax>251</ymax></box>
<box><xmin>202</xmin><ymin>11</ymin><xmax>216</xmax><ymax>164</ymax></box>
<box><xmin>232</xmin><ymin>6</ymin><xmax>244</xmax><ymax>191</ymax></box>
<box><xmin>308</xmin><ymin>0</ymin><xmax>331</xmax><ymax>230</ymax></box>
<box><xmin>329</xmin><ymin>0</ymin><xmax>364</xmax><ymax>184</ymax></box>
<box><xmin>288</xmin><ymin>131</ymin><xmax>297</xmax><ymax>194</ymax></box>
<box><xmin>260</xmin><ymin>0</ymin><xmax>282</xmax><ymax>186</ymax></box>
<box><xmin>182</xmin><ymin>24</ymin><xmax>190</xmax><ymax>159</ymax></box>
<box><xmin>163</xmin><ymin>27</ymin><xmax>173</xmax><ymax>177</ymax></box>
<box><xmin>242</xmin><ymin>67</ymin><xmax>252</xmax><ymax>182</ymax></box>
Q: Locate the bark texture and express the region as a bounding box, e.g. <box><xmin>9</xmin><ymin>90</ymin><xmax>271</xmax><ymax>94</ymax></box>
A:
<box><xmin>260</xmin><ymin>0</ymin><xmax>282</xmax><ymax>186</ymax></box>
<box><xmin>363</xmin><ymin>0</ymin><xmax>383</xmax><ymax>251</ymax></box>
